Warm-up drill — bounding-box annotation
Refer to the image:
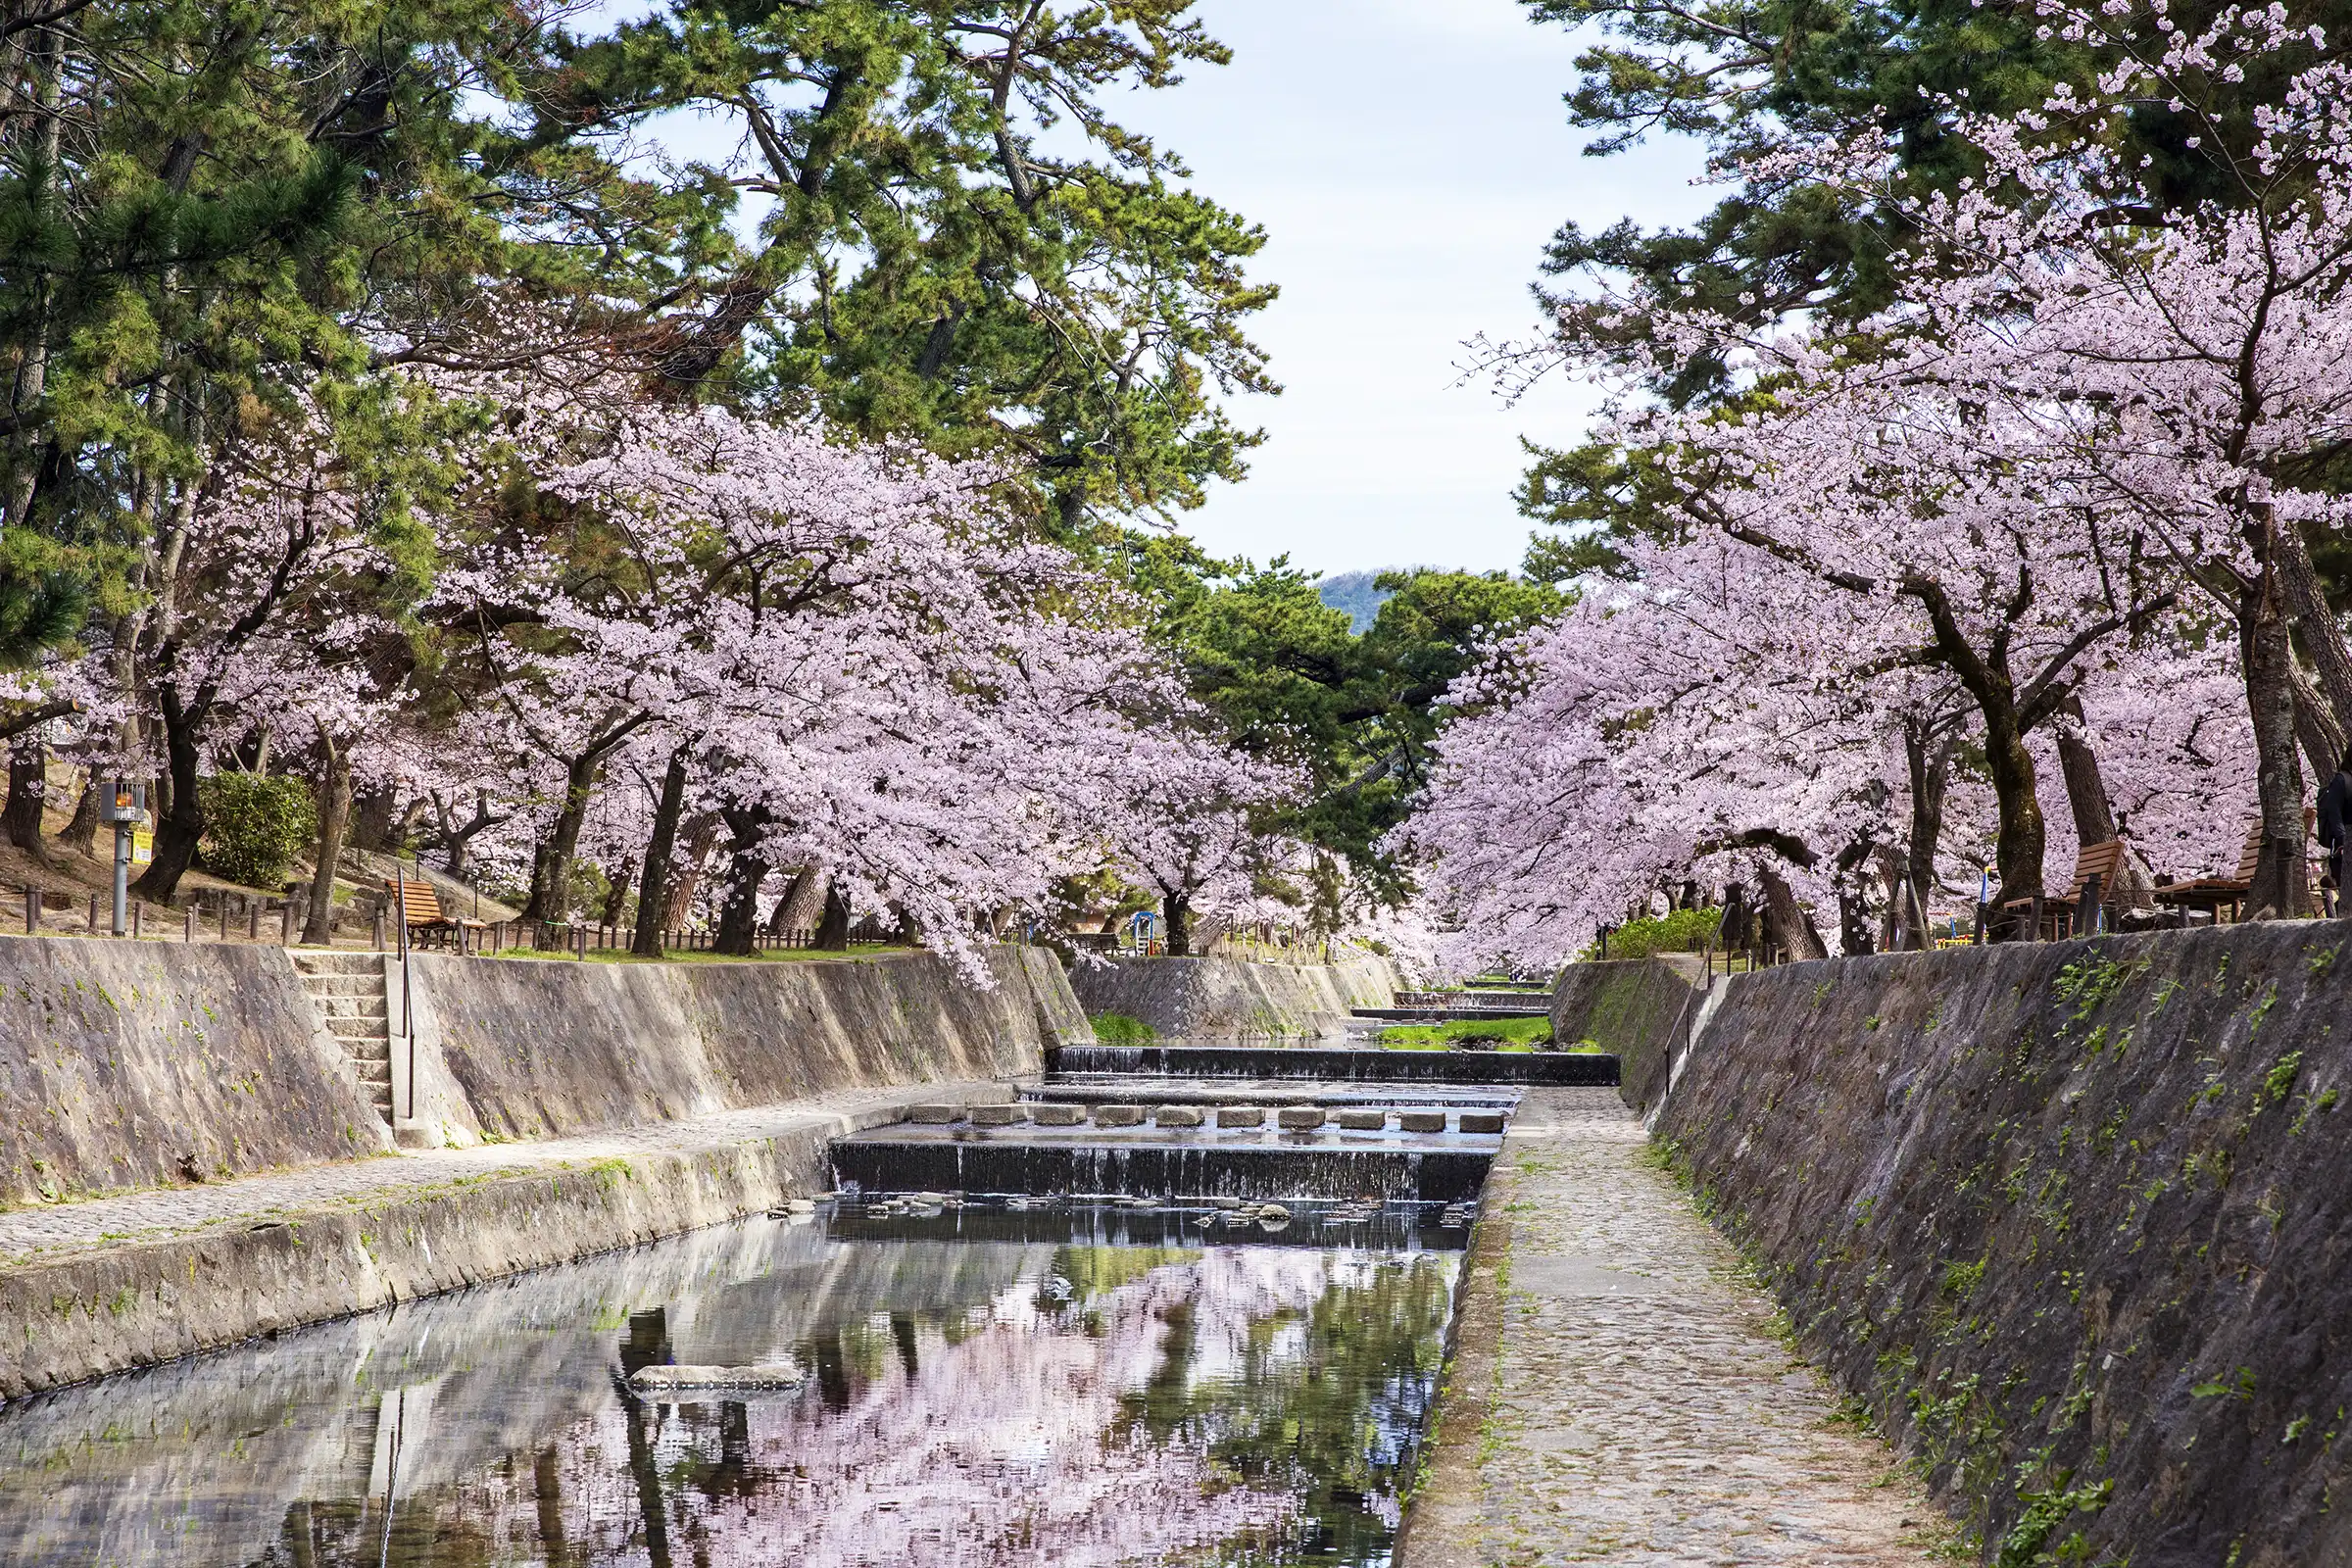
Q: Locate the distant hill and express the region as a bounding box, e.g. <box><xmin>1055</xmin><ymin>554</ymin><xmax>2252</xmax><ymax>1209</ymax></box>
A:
<box><xmin>1317</xmin><ymin>569</ymin><xmax>1403</xmax><ymax>634</ymax></box>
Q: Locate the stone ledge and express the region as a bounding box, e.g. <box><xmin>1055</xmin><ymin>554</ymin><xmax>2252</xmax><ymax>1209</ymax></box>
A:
<box><xmin>0</xmin><ymin>1088</ymin><xmax>975</xmax><ymax>1399</ymax></box>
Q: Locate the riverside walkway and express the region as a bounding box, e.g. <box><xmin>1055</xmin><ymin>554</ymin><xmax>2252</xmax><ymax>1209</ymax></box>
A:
<box><xmin>1402</xmin><ymin>1087</ymin><xmax>1952</xmax><ymax>1567</ymax></box>
<box><xmin>0</xmin><ymin>1082</ymin><xmax>1002</xmax><ymax>1266</ymax></box>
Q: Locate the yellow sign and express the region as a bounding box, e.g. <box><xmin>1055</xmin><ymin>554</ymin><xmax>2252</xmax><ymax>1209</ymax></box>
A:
<box><xmin>131</xmin><ymin>829</ymin><xmax>152</xmax><ymax>864</ymax></box>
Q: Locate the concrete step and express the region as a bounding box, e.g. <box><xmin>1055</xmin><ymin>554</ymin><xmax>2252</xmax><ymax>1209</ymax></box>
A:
<box><xmin>311</xmin><ymin>995</ymin><xmax>387</xmax><ymax>1019</ymax></box>
<box><xmin>327</xmin><ymin>1016</ymin><xmax>389</xmax><ymax>1041</ymax></box>
<box><xmin>291</xmin><ymin>953</ymin><xmax>383</xmax><ymax>976</ymax></box>
<box><xmin>351</xmin><ymin>1064</ymin><xmax>391</xmax><ymax>1088</ymax></box>
<box><xmin>299</xmin><ymin>974</ymin><xmax>382</xmax><ymax>998</ymax></box>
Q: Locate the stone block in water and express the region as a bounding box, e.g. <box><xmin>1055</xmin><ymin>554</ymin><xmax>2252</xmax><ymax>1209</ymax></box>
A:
<box><xmin>1216</xmin><ymin>1106</ymin><xmax>1267</xmax><ymax>1128</ymax></box>
<box><xmin>1396</xmin><ymin>1109</ymin><xmax>1449</xmax><ymax>1133</ymax></box>
<box><xmin>1030</xmin><ymin>1102</ymin><xmax>1087</xmax><ymax>1126</ymax></box>
<box><xmin>1458</xmin><ymin>1111</ymin><xmax>1507</xmax><ymax>1135</ymax></box>
<box><xmin>1277</xmin><ymin>1106</ymin><xmax>1327</xmax><ymax>1130</ymax></box>
<box><xmin>1153</xmin><ymin>1104</ymin><xmax>1205</xmax><ymax>1127</ymax></box>
<box><xmin>969</xmin><ymin>1103</ymin><xmax>1027</xmax><ymax>1127</ymax></box>
<box><xmin>906</xmin><ymin>1103</ymin><xmax>963</xmax><ymax>1124</ymax></box>
<box><xmin>632</xmin><ymin>1363</ymin><xmax>802</xmax><ymax>1392</ymax></box>
<box><xmin>1335</xmin><ymin>1109</ymin><xmax>1389</xmax><ymax>1131</ymax></box>
<box><xmin>1091</xmin><ymin>1103</ymin><xmax>1147</xmax><ymax>1127</ymax></box>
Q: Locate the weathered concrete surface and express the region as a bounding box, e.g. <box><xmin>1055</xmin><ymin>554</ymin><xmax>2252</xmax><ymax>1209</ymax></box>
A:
<box><xmin>1658</xmin><ymin>921</ymin><xmax>2352</xmax><ymax>1568</ymax></box>
<box><xmin>0</xmin><ymin>1080</ymin><xmax>1012</xmax><ymax>1397</ymax></box>
<box><xmin>410</xmin><ymin>945</ymin><xmax>1087</xmax><ymax>1143</ymax></box>
<box><xmin>0</xmin><ymin>936</ymin><xmax>390</xmax><ymax>1206</ymax></box>
<box><xmin>1401</xmin><ymin>1087</ymin><xmax>1949</xmax><ymax>1566</ymax></box>
<box><xmin>1064</xmin><ymin>952</ymin><xmax>1398</xmax><ymax>1039</ymax></box>
<box><xmin>1548</xmin><ymin>956</ymin><xmax>1704</xmax><ymax>1113</ymax></box>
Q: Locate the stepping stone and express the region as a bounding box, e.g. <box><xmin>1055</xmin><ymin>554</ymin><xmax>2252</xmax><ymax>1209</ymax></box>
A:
<box><xmin>906</xmin><ymin>1103</ymin><xmax>963</xmax><ymax>1125</ymax></box>
<box><xmin>1335</xmin><ymin>1109</ymin><xmax>1389</xmax><ymax>1131</ymax></box>
<box><xmin>1030</xmin><ymin>1103</ymin><xmax>1087</xmax><ymax>1126</ymax></box>
<box><xmin>1277</xmin><ymin>1106</ymin><xmax>1327</xmax><ymax>1130</ymax></box>
<box><xmin>1458</xmin><ymin>1111</ymin><xmax>1508</xmax><ymax>1135</ymax></box>
<box><xmin>1397</xmin><ymin>1109</ymin><xmax>1449</xmax><ymax>1134</ymax></box>
<box><xmin>969</xmin><ymin>1103</ymin><xmax>1028</xmax><ymax>1127</ymax></box>
<box><xmin>1216</xmin><ymin>1106</ymin><xmax>1267</xmax><ymax>1128</ymax></box>
<box><xmin>1153</xmin><ymin>1105</ymin><xmax>1205</xmax><ymax>1128</ymax></box>
<box><xmin>632</xmin><ymin>1363</ymin><xmax>801</xmax><ymax>1392</ymax></box>
<box><xmin>1091</xmin><ymin>1103</ymin><xmax>1146</xmax><ymax>1127</ymax></box>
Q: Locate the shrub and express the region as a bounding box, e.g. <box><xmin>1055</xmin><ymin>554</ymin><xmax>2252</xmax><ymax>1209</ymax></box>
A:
<box><xmin>1090</xmin><ymin>1012</ymin><xmax>1156</xmax><ymax>1046</ymax></box>
<box><xmin>1587</xmin><ymin>906</ymin><xmax>1722</xmax><ymax>961</ymax></box>
<box><xmin>198</xmin><ymin>772</ymin><xmax>318</xmax><ymax>889</ymax></box>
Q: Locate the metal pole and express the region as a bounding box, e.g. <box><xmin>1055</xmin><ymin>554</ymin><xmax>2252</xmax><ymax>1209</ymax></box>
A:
<box><xmin>394</xmin><ymin>865</ymin><xmax>415</xmax><ymax>1124</ymax></box>
<box><xmin>111</xmin><ymin>786</ymin><xmax>133</xmax><ymax>934</ymax></box>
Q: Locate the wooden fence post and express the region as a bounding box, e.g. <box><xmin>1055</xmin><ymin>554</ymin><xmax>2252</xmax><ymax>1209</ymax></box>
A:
<box><xmin>183</xmin><ymin>904</ymin><xmax>197</xmax><ymax>942</ymax></box>
<box><xmin>24</xmin><ymin>886</ymin><xmax>37</xmax><ymax>935</ymax></box>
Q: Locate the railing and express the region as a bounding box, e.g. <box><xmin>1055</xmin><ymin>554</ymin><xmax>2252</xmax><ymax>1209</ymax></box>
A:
<box><xmin>5</xmin><ymin>881</ymin><xmax>908</xmax><ymax>959</ymax></box>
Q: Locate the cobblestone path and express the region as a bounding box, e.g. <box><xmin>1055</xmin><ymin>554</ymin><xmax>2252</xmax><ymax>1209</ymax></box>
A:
<box><xmin>0</xmin><ymin>1082</ymin><xmax>1001</xmax><ymax>1266</ymax></box>
<box><xmin>1403</xmin><ymin>1087</ymin><xmax>1956</xmax><ymax>1567</ymax></box>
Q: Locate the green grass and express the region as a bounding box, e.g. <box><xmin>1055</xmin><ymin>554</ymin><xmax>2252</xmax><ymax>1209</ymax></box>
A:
<box><xmin>1376</xmin><ymin>1016</ymin><xmax>1558</xmax><ymax>1050</ymax></box>
<box><xmin>1090</xmin><ymin>1012</ymin><xmax>1157</xmax><ymax>1046</ymax></box>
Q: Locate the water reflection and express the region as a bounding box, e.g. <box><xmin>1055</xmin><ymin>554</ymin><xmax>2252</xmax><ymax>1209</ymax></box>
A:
<box><xmin>0</xmin><ymin>1207</ymin><xmax>1459</xmax><ymax>1567</ymax></box>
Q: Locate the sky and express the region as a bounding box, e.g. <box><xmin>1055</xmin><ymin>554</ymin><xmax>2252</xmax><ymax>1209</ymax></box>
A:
<box><xmin>1117</xmin><ymin>0</ymin><xmax>1716</xmax><ymax>577</ymax></box>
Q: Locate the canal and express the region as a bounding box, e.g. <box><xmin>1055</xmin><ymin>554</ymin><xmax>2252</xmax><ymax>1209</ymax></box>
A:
<box><xmin>0</xmin><ymin>1200</ymin><xmax>1465</xmax><ymax>1568</ymax></box>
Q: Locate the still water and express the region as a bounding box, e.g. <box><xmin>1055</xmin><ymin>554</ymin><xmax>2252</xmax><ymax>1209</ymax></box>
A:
<box><xmin>0</xmin><ymin>1203</ymin><xmax>1463</xmax><ymax>1568</ymax></box>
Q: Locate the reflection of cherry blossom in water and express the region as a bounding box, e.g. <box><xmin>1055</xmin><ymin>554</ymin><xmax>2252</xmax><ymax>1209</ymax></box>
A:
<box><xmin>441</xmin><ymin>1248</ymin><xmax>1384</xmax><ymax>1567</ymax></box>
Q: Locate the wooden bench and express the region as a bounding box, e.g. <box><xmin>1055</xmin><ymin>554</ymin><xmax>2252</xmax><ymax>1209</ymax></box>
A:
<box><xmin>2002</xmin><ymin>839</ymin><xmax>2128</xmax><ymax>940</ymax></box>
<box><xmin>2151</xmin><ymin>811</ymin><xmax>2324</xmax><ymax>923</ymax></box>
<box><xmin>385</xmin><ymin>876</ymin><xmax>485</xmax><ymax>950</ymax></box>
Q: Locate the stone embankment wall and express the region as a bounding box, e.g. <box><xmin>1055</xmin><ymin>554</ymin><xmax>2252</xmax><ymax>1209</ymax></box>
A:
<box><xmin>0</xmin><ymin>937</ymin><xmax>392</xmax><ymax>1206</ymax></box>
<box><xmin>1657</xmin><ymin>922</ymin><xmax>2352</xmax><ymax>1567</ymax></box>
<box><xmin>1063</xmin><ymin>953</ymin><xmax>1398</xmax><ymax>1039</ymax></box>
<box><xmin>410</xmin><ymin>946</ymin><xmax>1087</xmax><ymax>1144</ymax></box>
<box><xmin>1546</xmin><ymin>956</ymin><xmax>1703</xmax><ymax>1114</ymax></box>
<box><xmin>0</xmin><ymin>941</ymin><xmax>1088</xmax><ymax>1200</ymax></box>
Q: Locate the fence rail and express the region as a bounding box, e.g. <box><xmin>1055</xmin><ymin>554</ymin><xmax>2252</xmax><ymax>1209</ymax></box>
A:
<box><xmin>5</xmin><ymin>882</ymin><xmax>908</xmax><ymax>958</ymax></box>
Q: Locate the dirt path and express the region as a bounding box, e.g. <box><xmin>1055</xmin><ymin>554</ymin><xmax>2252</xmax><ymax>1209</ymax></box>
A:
<box><xmin>1401</xmin><ymin>1087</ymin><xmax>1958</xmax><ymax>1567</ymax></box>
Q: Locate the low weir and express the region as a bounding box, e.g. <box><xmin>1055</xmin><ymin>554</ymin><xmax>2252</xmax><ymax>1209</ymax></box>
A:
<box><xmin>832</xmin><ymin>1041</ymin><xmax>1621</xmax><ymax>1203</ymax></box>
<box><xmin>1044</xmin><ymin>1041</ymin><xmax>1617</xmax><ymax>1084</ymax></box>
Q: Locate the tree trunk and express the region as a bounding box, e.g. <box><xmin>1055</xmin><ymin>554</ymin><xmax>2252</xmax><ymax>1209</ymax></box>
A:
<box><xmin>661</xmin><ymin>813</ymin><xmax>720</xmax><ymax>929</ymax></box>
<box><xmin>519</xmin><ymin>753</ymin><xmax>600</xmax><ymax>923</ymax></box>
<box><xmin>1981</xmin><ymin>697</ymin><xmax>2047</xmax><ymax>906</ymax></box>
<box><xmin>599</xmin><ymin>860</ymin><xmax>633</xmax><ymax>927</ymax></box>
<box><xmin>712</xmin><ymin>807</ymin><xmax>769</xmax><ymax>956</ymax></box>
<box><xmin>2242</xmin><ymin>560</ymin><xmax>2312</xmax><ymax>919</ymax></box>
<box><xmin>1162</xmin><ymin>888</ymin><xmax>1193</xmax><ymax>956</ymax></box>
<box><xmin>56</xmin><ymin>774</ymin><xmax>97</xmax><ymax>856</ymax></box>
<box><xmin>302</xmin><ymin>741</ymin><xmax>352</xmax><ymax>945</ymax></box>
<box><xmin>814</xmin><ymin>884</ymin><xmax>851</xmax><ymax>951</ymax></box>
<box><xmin>1904</xmin><ymin>724</ymin><xmax>1952</xmax><ymax>947</ymax></box>
<box><xmin>2051</xmin><ymin>694</ymin><xmax>2119</xmax><ymax>849</ymax></box>
<box><xmin>1757</xmin><ymin>863</ymin><xmax>1830</xmax><ymax>961</ymax></box>
<box><xmin>1720</xmin><ymin>883</ymin><xmax>1752</xmax><ymax>953</ymax></box>
<box><xmin>347</xmin><ymin>782</ymin><xmax>401</xmax><ymax>854</ymax></box>
<box><xmin>130</xmin><ymin>688</ymin><xmax>204</xmax><ymax>903</ymax></box>
<box><xmin>2275</xmin><ymin>518</ymin><xmax>2352</xmax><ymax>742</ymax></box>
<box><xmin>2291</xmin><ymin>661</ymin><xmax>2349</xmax><ymax>785</ymax></box>
<box><xmin>4</xmin><ymin>741</ymin><xmax>51</xmax><ymax>867</ymax></box>
<box><xmin>630</xmin><ymin>750</ymin><xmax>689</xmax><ymax>957</ymax></box>
<box><xmin>770</xmin><ymin>863</ymin><xmax>827</xmax><ymax>937</ymax></box>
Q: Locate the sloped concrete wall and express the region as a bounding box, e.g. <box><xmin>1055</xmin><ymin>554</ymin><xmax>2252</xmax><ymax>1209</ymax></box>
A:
<box><xmin>413</xmin><ymin>946</ymin><xmax>1088</xmax><ymax>1142</ymax></box>
<box><xmin>0</xmin><ymin>936</ymin><xmax>389</xmax><ymax>1205</ymax></box>
<box><xmin>1547</xmin><ymin>956</ymin><xmax>1703</xmax><ymax>1113</ymax></box>
<box><xmin>1063</xmin><ymin>953</ymin><xmax>1398</xmax><ymax>1039</ymax></box>
<box><xmin>1658</xmin><ymin>922</ymin><xmax>2352</xmax><ymax>1567</ymax></box>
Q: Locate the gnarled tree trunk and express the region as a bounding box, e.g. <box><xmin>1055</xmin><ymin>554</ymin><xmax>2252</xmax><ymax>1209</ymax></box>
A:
<box><xmin>4</xmin><ymin>742</ymin><xmax>51</xmax><ymax>867</ymax></box>
<box><xmin>301</xmin><ymin>740</ymin><xmax>352</xmax><ymax>945</ymax></box>
<box><xmin>630</xmin><ymin>750</ymin><xmax>689</xmax><ymax>957</ymax></box>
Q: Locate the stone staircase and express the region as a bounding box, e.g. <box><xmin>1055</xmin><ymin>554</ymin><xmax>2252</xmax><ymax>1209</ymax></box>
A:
<box><xmin>294</xmin><ymin>952</ymin><xmax>394</xmax><ymax>1125</ymax></box>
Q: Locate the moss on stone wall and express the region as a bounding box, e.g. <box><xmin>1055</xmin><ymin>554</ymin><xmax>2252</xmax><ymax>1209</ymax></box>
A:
<box><xmin>1656</xmin><ymin>924</ymin><xmax>2352</xmax><ymax>1567</ymax></box>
